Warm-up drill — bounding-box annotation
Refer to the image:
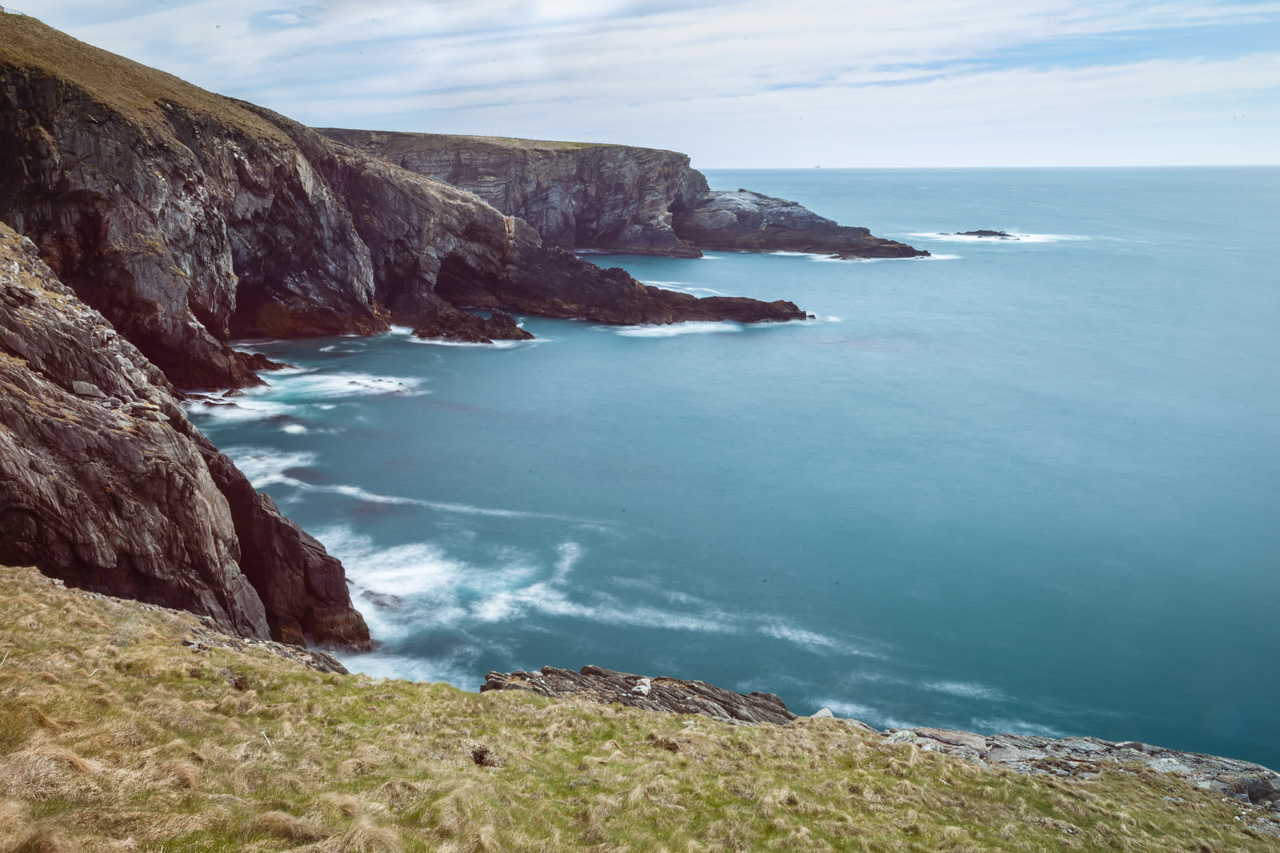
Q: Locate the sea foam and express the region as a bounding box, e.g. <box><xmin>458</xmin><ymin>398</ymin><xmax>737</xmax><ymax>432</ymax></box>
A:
<box><xmin>610</xmin><ymin>321</ymin><xmax>744</xmax><ymax>337</ymax></box>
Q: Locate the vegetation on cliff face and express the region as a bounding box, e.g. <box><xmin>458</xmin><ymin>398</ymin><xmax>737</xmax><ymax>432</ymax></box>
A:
<box><xmin>1</xmin><ymin>564</ymin><xmax>1274</xmax><ymax>852</ymax></box>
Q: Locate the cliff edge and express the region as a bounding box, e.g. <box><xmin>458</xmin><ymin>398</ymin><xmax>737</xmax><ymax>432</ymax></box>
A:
<box><xmin>319</xmin><ymin>127</ymin><xmax>927</xmax><ymax>259</ymax></box>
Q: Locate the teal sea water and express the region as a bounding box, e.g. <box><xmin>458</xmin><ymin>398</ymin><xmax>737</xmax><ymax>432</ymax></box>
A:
<box><xmin>188</xmin><ymin>167</ymin><xmax>1280</xmax><ymax>770</ymax></box>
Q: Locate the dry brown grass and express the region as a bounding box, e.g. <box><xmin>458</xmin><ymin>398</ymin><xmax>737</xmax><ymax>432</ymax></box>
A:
<box><xmin>0</xmin><ymin>563</ymin><xmax>1276</xmax><ymax>852</ymax></box>
<box><xmin>0</xmin><ymin>13</ymin><xmax>288</xmax><ymax>142</ymax></box>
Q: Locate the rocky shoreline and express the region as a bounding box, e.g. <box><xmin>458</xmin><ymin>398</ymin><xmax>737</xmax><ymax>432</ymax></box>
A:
<box><xmin>486</xmin><ymin>664</ymin><xmax>1280</xmax><ymax>836</ymax></box>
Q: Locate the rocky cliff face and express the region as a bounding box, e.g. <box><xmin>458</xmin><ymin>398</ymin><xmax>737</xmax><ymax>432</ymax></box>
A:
<box><xmin>0</xmin><ymin>224</ymin><xmax>370</xmax><ymax>648</ymax></box>
<box><xmin>319</xmin><ymin>128</ymin><xmax>925</xmax><ymax>259</ymax></box>
<box><xmin>320</xmin><ymin>129</ymin><xmax>707</xmax><ymax>256</ymax></box>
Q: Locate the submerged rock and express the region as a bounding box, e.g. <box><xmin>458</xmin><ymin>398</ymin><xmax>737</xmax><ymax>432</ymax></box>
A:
<box><xmin>481</xmin><ymin>665</ymin><xmax>798</xmax><ymax>725</ymax></box>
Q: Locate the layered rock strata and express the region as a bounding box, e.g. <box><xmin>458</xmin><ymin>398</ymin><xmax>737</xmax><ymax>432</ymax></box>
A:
<box><xmin>0</xmin><ymin>224</ymin><xmax>369</xmax><ymax>648</ymax></box>
<box><xmin>320</xmin><ymin>128</ymin><xmax>707</xmax><ymax>256</ymax></box>
<box><xmin>319</xmin><ymin>128</ymin><xmax>925</xmax><ymax>259</ymax></box>
<box><xmin>481</xmin><ymin>665</ymin><xmax>798</xmax><ymax>725</ymax></box>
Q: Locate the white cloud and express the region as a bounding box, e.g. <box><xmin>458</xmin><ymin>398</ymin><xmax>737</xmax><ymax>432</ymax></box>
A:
<box><xmin>20</xmin><ymin>0</ymin><xmax>1280</xmax><ymax>165</ymax></box>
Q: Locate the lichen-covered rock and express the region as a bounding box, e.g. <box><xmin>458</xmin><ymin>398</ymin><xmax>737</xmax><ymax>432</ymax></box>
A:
<box><xmin>0</xmin><ymin>223</ymin><xmax>370</xmax><ymax>649</ymax></box>
<box><xmin>883</xmin><ymin>726</ymin><xmax>1280</xmax><ymax>811</ymax></box>
<box><xmin>674</xmin><ymin>189</ymin><xmax>927</xmax><ymax>258</ymax></box>
<box><xmin>481</xmin><ymin>664</ymin><xmax>797</xmax><ymax>725</ymax></box>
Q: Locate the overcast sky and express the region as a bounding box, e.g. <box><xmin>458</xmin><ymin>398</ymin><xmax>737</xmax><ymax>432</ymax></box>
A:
<box><xmin>19</xmin><ymin>0</ymin><xmax>1280</xmax><ymax>167</ymax></box>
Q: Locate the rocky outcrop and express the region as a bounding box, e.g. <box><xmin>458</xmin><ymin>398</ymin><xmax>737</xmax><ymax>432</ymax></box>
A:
<box><xmin>318</xmin><ymin>129</ymin><xmax>925</xmax><ymax>260</ymax></box>
<box><xmin>0</xmin><ymin>223</ymin><xmax>370</xmax><ymax>649</ymax></box>
<box><xmin>317</xmin><ymin>134</ymin><xmax>805</xmax><ymax>332</ymax></box>
<box><xmin>320</xmin><ymin>128</ymin><xmax>706</xmax><ymax>256</ymax></box>
<box><xmin>955</xmin><ymin>230</ymin><xmax>1014</xmax><ymax>239</ymax></box>
<box><xmin>481</xmin><ymin>665</ymin><xmax>798</xmax><ymax>725</ymax></box>
<box><xmin>674</xmin><ymin>189</ymin><xmax>927</xmax><ymax>258</ymax></box>
<box><xmin>884</xmin><ymin>727</ymin><xmax>1280</xmax><ymax>814</ymax></box>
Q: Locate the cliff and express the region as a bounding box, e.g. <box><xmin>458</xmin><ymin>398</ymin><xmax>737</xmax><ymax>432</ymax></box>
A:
<box><xmin>320</xmin><ymin>128</ymin><xmax>708</xmax><ymax>256</ymax></box>
<box><xmin>320</xmin><ymin>127</ymin><xmax>927</xmax><ymax>259</ymax></box>
<box><xmin>0</xmin><ymin>224</ymin><xmax>369</xmax><ymax>648</ymax></box>
<box><xmin>2</xmin><ymin>568</ymin><xmax>1276</xmax><ymax>851</ymax></box>
<box><xmin>0</xmin><ymin>14</ymin><xmax>805</xmax><ymax>388</ymax></box>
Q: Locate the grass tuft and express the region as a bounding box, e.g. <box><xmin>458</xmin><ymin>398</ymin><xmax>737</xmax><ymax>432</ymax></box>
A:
<box><xmin>0</xmin><ymin>563</ymin><xmax>1276</xmax><ymax>851</ymax></box>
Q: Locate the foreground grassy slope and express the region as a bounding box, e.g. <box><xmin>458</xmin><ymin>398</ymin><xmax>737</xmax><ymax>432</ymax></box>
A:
<box><xmin>0</xmin><ymin>564</ymin><xmax>1273</xmax><ymax>852</ymax></box>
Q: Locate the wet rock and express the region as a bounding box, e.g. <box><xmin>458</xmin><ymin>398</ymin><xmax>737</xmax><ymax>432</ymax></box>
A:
<box><xmin>481</xmin><ymin>665</ymin><xmax>797</xmax><ymax>725</ymax></box>
<box><xmin>955</xmin><ymin>230</ymin><xmax>1015</xmax><ymax>239</ymax></box>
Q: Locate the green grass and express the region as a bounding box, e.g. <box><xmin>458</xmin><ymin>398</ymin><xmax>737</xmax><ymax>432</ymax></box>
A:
<box><xmin>1</xmin><ymin>564</ymin><xmax>1276</xmax><ymax>851</ymax></box>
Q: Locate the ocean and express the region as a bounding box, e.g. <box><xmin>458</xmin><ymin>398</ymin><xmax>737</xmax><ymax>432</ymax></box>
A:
<box><xmin>186</xmin><ymin>167</ymin><xmax>1280</xmax><ymax>771</ymax></box>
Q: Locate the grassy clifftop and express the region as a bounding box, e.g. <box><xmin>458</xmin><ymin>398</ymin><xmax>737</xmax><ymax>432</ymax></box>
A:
<box><xmin>0</xmin><ymin>563</ymin><xmax>1274</xmax><ymax>851</ymax></box>
<box><xmin>0</xmin><ymin>13</ymin><xmax>287</xmax><ymax>142</ymax></box>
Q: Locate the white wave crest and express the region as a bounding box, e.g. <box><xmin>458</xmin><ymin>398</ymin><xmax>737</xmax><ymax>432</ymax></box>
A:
<box><xmin>222</xmin><ymin>448</ymin><xmax>318</xmax><ymax>485</ymax></box>
<box><xmin>971</xmin><ymin>717</ymin><xmax>1066</xmax><ymax>738</ymax></box>
<box><xmin>407</xmin><ymin>338</ymin><xmax>531</xmax><ymax>349</ymax></box>
<box><xmin>261</xmin><ymin>372</ymin><xmax>425</xmax><ymax>399</ymax></box>
<box><xmin>908</xmin><ymin>231</ymin><xmax>1089</xmax><ymax>244</ymax></box>
<box><xmin>760</xmin><ymin>622</ymin><xmax>880</xmax><ymax>658</ymax></box>
<box><xmin>611</xmin><ymin>321</ymin><xmax>743</xmax><ymax>338</ymax></box>
<box><xmin>180</xmin><ymin>397</ymin><xmax>292</xmax><ymax>423</ymax></box>
<box><xmin>923</xmin><ymin>680</ymin><xmax>1005</xmax><ymax>701</ymax></box>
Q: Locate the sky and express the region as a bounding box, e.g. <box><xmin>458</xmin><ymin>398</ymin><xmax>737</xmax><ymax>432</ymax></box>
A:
<box><xmin>16</xmin><ymin>0</ymin><xmax>1280</xmax><ymax>167</ymax></box>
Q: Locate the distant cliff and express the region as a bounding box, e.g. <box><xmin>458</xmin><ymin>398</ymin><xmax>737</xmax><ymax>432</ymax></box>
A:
<box><xmin>320</xmin><ymin>128</ymin><xmax>926</xmax><ymax>259</ymax></box>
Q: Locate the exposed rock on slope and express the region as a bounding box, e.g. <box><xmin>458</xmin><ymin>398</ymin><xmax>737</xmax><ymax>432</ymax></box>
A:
<box><xmin>0</xmin><ymin>223</ymin><xmax>370</xmax><ymax>649</ymax></box>
<box><xmin>320</xmin><ymin>128</ymin><xmax>707</xmax><ymax>256</ymax></box>
<box><xmin>482</xmin><ymin>665</ymin><xmax>798</xmax><ymax>725</ymax></box>
<box><xmin>319</xmin><ymin>128</ymin><xmax>926</xmax><ymax>259</ymax></box>
<box><xmin>675</xmin><ymin>189</ymin><xmax>926</xmax><ymax>258</ymax></box>
<box><xmin>886</xmin><ymin>726</ymin><xmax>1280</xmax><ymax>809</ymax></box>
